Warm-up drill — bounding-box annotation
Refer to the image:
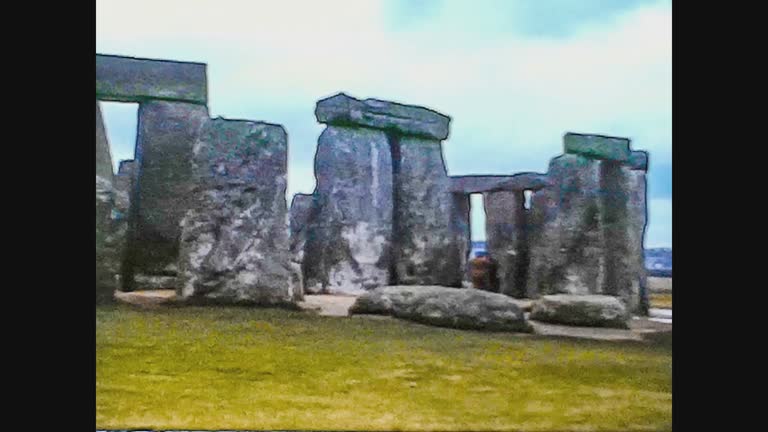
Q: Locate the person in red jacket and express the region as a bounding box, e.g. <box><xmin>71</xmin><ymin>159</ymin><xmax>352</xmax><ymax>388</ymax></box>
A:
<box><xmin>469</xmin><ymin>251</ymin><xmax>499</xmax><ymax>292</ymax></box>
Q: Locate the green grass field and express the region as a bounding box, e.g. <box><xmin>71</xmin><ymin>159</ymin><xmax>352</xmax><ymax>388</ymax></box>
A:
<box><xmin>96</xmin><ymin>305</ymin><xmax>672</xmax><ymax>431</ymax></box>
<box><xmin>650</xmin><ymin>292</ymin><xmax>673</xmax><ymax>309</ymax></box>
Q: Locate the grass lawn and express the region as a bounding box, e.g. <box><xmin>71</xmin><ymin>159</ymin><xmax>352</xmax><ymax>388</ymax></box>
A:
<box><xmin>96</xmin><ymin>305</ymin><xmax>672</xmax><ymax>431</ymax></box>
<box><xmin>650</xmin><ymin>293</ymin><xmax>673</xmax><ymax>309</ymax></box>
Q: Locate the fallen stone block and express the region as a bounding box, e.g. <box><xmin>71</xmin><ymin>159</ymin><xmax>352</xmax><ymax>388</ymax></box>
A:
<box><xmin>530</xmin><ymin>294</ymin><xmax>630</xmax><ymax>329</ymax></box>
<box><xmin>350</xmin><ymin>285</ymin><xmax>532</xmax><ymax>332</ymax></box>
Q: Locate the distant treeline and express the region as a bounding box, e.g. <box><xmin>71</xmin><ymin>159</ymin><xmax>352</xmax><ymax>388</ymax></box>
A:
<box><xmin>647</xmin><ymin>268</ymin><xmax>672</xmax><ymax>278</ymax></box>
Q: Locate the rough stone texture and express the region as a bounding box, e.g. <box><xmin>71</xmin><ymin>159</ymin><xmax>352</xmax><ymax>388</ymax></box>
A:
<box><xmin>95</xmin><ymin>102</ymin><xmax>114</xmax><ymax>182</ymax></box>
<box><xmin>303</xmin><ymin>126</ymin><xmax>393</xmax><ymax>295</ymax></box>
<box><xmin>96</xmin><ymin>102</ymin><xmax>118</xmax><ymax>303</ymax></box>
<box><xmin>564</xmin><ymin>133</ymin><xmax>631</xmax><ymax>162</ymax></box>
<box><xmin>449</xmin><ymin>173</ymin><xmax>550</xmax><ymax>194</ymax></box>
<box><xmin>96</xmin><ymin>175</ymin><xmax>117</xmax><ymax>303</ymax></box>
<box><xmin>530</xmin><ymin>294</ymin><xmax>630</xmax><ymax>328</ymax></box>
<box><xmin>289</xmin><ymin>194</ymin><xmax>314</xmax><ymax>263</ymax></box>
<box><xmin>526</xmin><ymin>149</ymin><xmax>645</xmax><ymax>314</ymax></box>
<box><xmin>113</xmin><ymin>160</ymin><xmax>136</xmax><ymax>215</ymax></box>
<box><xmin>128</xmin><ymin>101</ymin><xmax>209</xmax><ymax>277</ymax></box>
<box><xmin>96</xmin><ymin>54</ymin><xmax>207</xmax><ymax>105</ymax></box>
<box><xmin>484</xmin><ymin>190</ymin><xmax>530</xmax><ymax>298</ymax></box>
<box><xmin>315</xmin><ymin>93</ymin><xmax>450</xmax><ymax>140</ymax></box>
<box><xmin>526</xmin><ymin>154</ymin><xmax>605</xmax><ymax>298</ymax></box>
<box><xmin>624</xmin><ymin>162</ymin><xmax>649</xmax><ymax>315</ymax></box>
<box><xmin>393</xmin><ymin>136</ymin><xmax>463</xmax><ymax>287</ymax></box>
<box><xmin>176</xmin><ymin>118</ymin><xmax>298</xmax><ymax>304</ymax></box>
<box><xmin>349</xmin><ymin>285</ymin><xmax>532</xmax><ymax>332</ymax></box>
<box><xmin>289</xmin><ymin>193</ymin><xmax>314</xmax><ymax>293</ymax></box>
<box><xmin>133</xmin><ymin>274</ymin><xmax>178</xmax><ymax>291</ymax></box>
<box><xmin>628</xmin><ymin>150</ymin><xmax>649</xmax><ymax>171</ymax></box>
<box><xmin>450</xmin><ymin>193</ymin><xmax>471</xmax><ymax>282</ymax></box>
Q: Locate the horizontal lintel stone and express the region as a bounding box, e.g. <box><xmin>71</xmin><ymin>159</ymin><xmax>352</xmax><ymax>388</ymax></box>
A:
<box><xmin>449</xmin><ymin>173</ymin><xmax>550</xmax><ymax>194</ymax></box>
<box><xmin>564</xmin><ymin>133</ymin><xmax>631</xmax><ymax>162</ymax></box>
<box><xmin>315</xmin><ymin>92</ymin><xmax>450</xmax><ymax>140</ymax></box>
<box><xmin>96</xmin><ymin>54</ymin><xmax>207</xmax><ymax>105</ymax></box>
<box><xmin>628</xmin><ymin>150</ymin><xmax>649</xmax><ymax>171</ymax></box>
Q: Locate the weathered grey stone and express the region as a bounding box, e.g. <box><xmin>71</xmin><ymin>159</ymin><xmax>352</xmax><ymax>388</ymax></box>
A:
<box><xmin>628</xmin><ymin>150</ymin><xmax>649</xmax><ymax>171</ymax></box>
<box><xmin>393</xmin><ymin>136</ymin><xmax>463</xmax><ymax>286</ymax></box>
<box><xmin>530</xmin><ymin>294</ymin><xmax>630</xmax><ymax>328</ymax></box>
<box><xmin>526</xmin><ymin>154</ymin><xmax>605</xmax><ymax>298</ymax></box>
<box><xmin>96</xmin><ymin>54</ymin><xmax>207</xmax><ymax>105</ymax></box>
<box><xmin>289</xmin><ymin>193</ymin><xmax>314</xmax><ymax>293</ymax></box>
<box><xmin>303</xmin><ymin>126</ymin><xmax>393</xmax><ymax>295</ymax></box>
<box><xmin>315</xmin><ymin>93</ymin><xmax>450</xmax><ymax>140</ymax></box>
<box><xmin>526</xmin><ymin>152</ymin><xmax>644</xmax><ymax>314</ymax></box>
<box><xmin>96</xmin><ymin>175</ymin><xmax>117</xmax><ymax>303</ymax></box>
<box><xmin>289</xmin><ymin>194</ymin><xmax>314</xmax><ymax>261</ymax></box>
<box><xmin>349</xmin><ymin>285</ymin><xmax>532</xmax><ymax>332</ymax></box>
<box><xmin>564</xmin><ymin>133</ymin><xmax>631</xmax><ymax>162</ymax></box>
<box><xmin>113</xmin><ymin>160</ymin><xmax>136</xmax><ymax>216</ymax></box>
<box><xmin>96</xmin><ymin>102</ymin><xmax>114</xmax><ymax>182</ymax></box>
<box><xmin>177</xmin><ymin>118</ymin><xmax>297</xmax><ymax>304</ymax></box>
<box><xmin>484</xmin><ymin>190</ymin><xmax>530</xmax><ymax>298</ymax></box>
<box><xmin>96</xmin><ymin>102</ymin><xmax>119</xmax><ymax>303</ymax></box>
<box><xmin>624</xmin><ymin>165</ymin><xmax>649</xmax><ymax>314</ymax></box>
<box><xmin>450</xmin><ymin>193</ymin><xmax>471</xmax><ymax>283</ymax></box>
<box><xmin>449</xmin><ymin>173</ymin><xmax>550</xmax><ymax>194</ymax></box>
<box><xmin>133</xmin><ymin>274</ymin><xmax>178</xmax><ymax>291</ymax></box>
<box><xmin>129</xmin><ymin>101</ymin><xmax>209</xmax><ymax>276</ymax></box>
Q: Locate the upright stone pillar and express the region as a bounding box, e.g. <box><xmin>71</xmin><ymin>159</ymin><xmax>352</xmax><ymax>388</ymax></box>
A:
<box><xmin>308</xmin><ymin>92</ymin><xmax>461</xmax><ymax>292</ymax></box>
<box><xmin>625</xmin><ymin>151</ymin><xmax>650</xmax><ymax>314</ymax></box>
<box><xmin>527</xmin><ymin>134</ymin><xmax>631</xmax><ymax>299</ymax></box>
<box><xmin>484</xmin><ymin>190</ymin><xmax>527</xmax><ymax>297</ymax></box>
<box><xmin>393</xmin><ymin>136</ymin><xmax>463</xmax><ymax>286</ymax></box>
<box><xmin>96</xmin><ymin>101</ymin><xmax>116</xmax><ymax>303</ymax></box>
<box><xmin>289</xmin><ymin>193</ymin><xmax>314</xmax><ymax>294</ymax></box>
<box><xmin>303</xmin><ymin>125</ymin><xmax>394</xmax><ymax>294</ymax></box>
<box><xmin>176</xmin><ymin>118</ymin><xmax>296</xmax><ymax>304</ymax></box>
<box><xmin>127</xmin><ymin>101</ymin><xmax>209</xmax><ymax>279</ymax></box>
<box><xmin>450</xmin><ymin>193</ymin><xmax>471</xmax><ymax>283</ymax></box>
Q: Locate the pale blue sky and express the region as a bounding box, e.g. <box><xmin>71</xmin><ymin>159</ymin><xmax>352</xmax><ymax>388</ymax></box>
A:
<box><xmin>97</xmin><ymin>0</ymin><xmax>671</xmax><ymax>247</ymax></box>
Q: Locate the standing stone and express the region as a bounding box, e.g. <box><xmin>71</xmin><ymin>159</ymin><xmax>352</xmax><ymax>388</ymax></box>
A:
<box><xmin>526</xmin><ymin>134</ymin><xmax>645</xmax><ymax>314</ymax></box>
<box><xmin>484</xmin><ymin>190</ymin><xmax>527</xmax><ymax>297</ymax></box>
<box><xmin>128</xmin><ymin>101</ymin><xmax>209</xmax><ymax>277</ymax></box>
<box><xmin>177</xmin><ymin>118</ymin><xmax>297</xmax><ymax>304</ymax></box>
<box><xmin>393</xmin><ymin>136</ymin><xmax>463</xmax><ymax>287</ymax></box>
<box><xmin>96</xmin><ymin>102</ymin><xmax>114</xmax><ymax>183</ymax></box>
<box><xmin>113</xmin><ymin>160</ymin><xmax>136</xmax><ymax>216</ymax></box>
<box><xmin>96</xmin><ymin>176</ymin><xmax>116</xmax><ymax>303</ymax></box>
<box><xmin>625</xmin><ymin>151</ymin><xmax>650</xmax><ymax>314</ymax></box>
<box><xmin>450</xmin><ymin>193</ymin><xmax>471</xmax><ymax>283</ymax></box>
<box><xmin>289</xmin><ymin>193</ymin><xmax>314</xmax><ymax>294</ymax></box>
<box><xmin>96</xmin><ymin>102</ymin><xmax>116</xmax><ymax>303</ymax></box>
<box><xmin>527</xmin><ymin>154</ymin><xmax>604</xmax><ymax>298</ymax></box>
<box><xmin>303</xmin><ymin>126</ymin><xmax>393</xmax><ymax>295</ymax></box>
<box><xmin>111</xmin><ymin>160</ymin><xmax>137</xmax><ymax>290</ymax></box>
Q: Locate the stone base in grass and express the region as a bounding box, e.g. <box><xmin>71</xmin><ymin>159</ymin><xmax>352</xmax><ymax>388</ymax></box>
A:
<box><xmin>530</xmin><ymin>294</ymin><xmax>630</xmax><ymax>329</ymax></box>
<box><xmin>350</xmin><ymin>285</ymin><xmax>531</xmax><ymax>332</ymax></box>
